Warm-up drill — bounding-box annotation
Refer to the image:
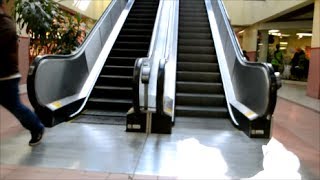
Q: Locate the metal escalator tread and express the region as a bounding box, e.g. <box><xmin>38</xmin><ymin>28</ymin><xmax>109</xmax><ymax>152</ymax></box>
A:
<box><xmin>175</xmin><ymin>0</ymin><xmax>230</xmax><ymax>124</ymax></box>
<box><xmin>94</xmin><ymin>86</ymin><xmax>132</xmax><ymax>91</ymax></box>
<box><xmin>83</xmin><ymin>0</ymin><xmax>159</xmax><ymax>120</ymax></box>
<box><xmin>176</xmin><ymin>93</ymin><xmax>225</xmax><ymax>98</ymax></box>
<box><xmin>89</xmin><ymin>98</ymin><xmax>131</xmax><ymax>104</ymax></box>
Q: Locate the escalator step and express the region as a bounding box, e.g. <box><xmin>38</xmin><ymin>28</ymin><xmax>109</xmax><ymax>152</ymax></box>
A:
<box><xmin>95</xmin><ymin>75</ymin><xmax>132</xmax><ymax>87</ymax></box>
<box><xmin>179</xmin><ymin>21</ymin><xmax>209</xmax><ymax>27</ymax></box>
<box><xmin>176</xmin><ymin>93</ymin><xmax>226</xmax><ymax>106</ymax></box>
<box><xmin>88</xmin><ymin>98</ymin><xmax>131</xmax><ymax>104</ymax></box>
<box><xmin>177</xmin><ymin>62</ymin><xmax>219</xmax><ymax>72</ymax></box>
<box><xmin>91</xmin><ymin>86</ymin><xmax>132</xmax><ymax>99</ymax></box>
<box><xmin>117</xmin><ymin>34</ymin><xmax>152</xmax><ymax>42</ymax></box>
<box><xmin>178</xmin><ymin>53</ymin><xmax>217</xmax><ymax>63</ymax></box>
<box><xmin>175</xmin><ymin>105</ymin><xmax>229</xmax><ymax>118</ymax></box>
<box><xmin>179</xmin><ymin>12</ymin><xmax>207</xmax><ymax>17</ymax></box>
<box><xmin>179</xmin><ymin>39</ymin><xmax>213</xmax><ymax>46</ymax></box>
<box><xmin>101</xmin><ymin>65</ymin><xmax>134</xmax><ymax>76</ymax></box>
<box><xmin>127</xmin><ymin>13</ymin><xmax>156</xmax><ymax>18</ymax></box>
<box><xmin>121</xmin><ymin>28</ymin><xmax>153</xmax><ymax>35</ymax></box>
<box><xmin>177</xmin><ymin>71</ymin><xmax>221</xmax><ymax>82</ymax></box>
<box><xmin>109</xmin><ymin>48</ymin><xmax>148</xmax><ymax>57</ymax></box>
<box><xmin>106</xmin><ymin>57</ymin><xmax>137</xmax><ymax>66</ymax></box>
<box><xmin>123</xmin><ymin>23</ymin><xmax>154</xmax><ymax>29</ymax></box>
<box><xmin>126</xmin><ymin>17</ymin><xmax>155</xmax><ymax>24</ymax></box>
<box><xmin>113</xmin><ymin>41</ymin><xmax>150</xmax><ymax>50</ymax></box>
<box><xmin>176</xmin><ymin>81</ymin><xmax>224</xmax><ymax>94</ymax></box>
<box><xmin>179</xmin><ymin>32</ymin><xmax>211</xmax><ymax>39</ymax></box>
<box><xmin>179</xmin><ymin>27</ymin><xmax>211</xmax><ymax>34</ymax></box>
<box><xmin>179</xmin><ymin>45</ymin><xmax>215</xmax><ymax>55</ymax></box>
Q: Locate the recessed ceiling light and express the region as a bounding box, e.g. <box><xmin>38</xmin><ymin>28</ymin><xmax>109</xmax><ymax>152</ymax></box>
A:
<box><xmin>268</xmin><ymin>29</ymin><xmax>279</xmax><ymax>33</ymax></box>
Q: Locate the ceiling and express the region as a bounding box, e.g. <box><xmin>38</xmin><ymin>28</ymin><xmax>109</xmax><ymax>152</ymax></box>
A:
<box><xmin>268</xmin><ymin>3</ymin><xmax>314</xmax><ymax>22</ymax></box>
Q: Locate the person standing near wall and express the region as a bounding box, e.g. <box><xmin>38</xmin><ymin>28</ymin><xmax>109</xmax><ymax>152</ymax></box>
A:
<box><xmin>271</xmin><ymin>44</ymin><xmax>283</xmax><ymax>72</ymax></box>
<box><xmin>0</xmin><ymin>0</ymin><xmax>45</xmax><ymax>146</ymax></box>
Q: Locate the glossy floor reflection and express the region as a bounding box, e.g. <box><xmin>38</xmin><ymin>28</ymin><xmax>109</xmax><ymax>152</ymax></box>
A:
<box><xmin>0</xmin><ymin>120</ymin><xmax>268</xmax><ymax>179</ymax></box>
<box><xmin>1</xmin><ymin>81</ymin><xmax>319</xmax><ymax>179</ymax></box>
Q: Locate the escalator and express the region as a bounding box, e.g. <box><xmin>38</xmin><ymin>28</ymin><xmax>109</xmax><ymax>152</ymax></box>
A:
<box><xmin>174</xmin><ymin>0</ymin><xmax>230</xmax><ymax>127</ymax></box>
<box><xmin>77</xmin><ymin>0</ymin><xmax>160</xmax><ymax>123</ymax></box>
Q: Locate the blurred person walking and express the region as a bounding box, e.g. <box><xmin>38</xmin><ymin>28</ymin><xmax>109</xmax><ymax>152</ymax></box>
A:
<box><xmin>0</xmin><ymin>0</ymin><xmax>45</xmax><ymax>146</ymax></box>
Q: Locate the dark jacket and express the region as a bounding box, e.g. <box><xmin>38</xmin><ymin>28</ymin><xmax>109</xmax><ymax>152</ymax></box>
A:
<box><xmin>0</xmin><ymin>13</ymin><xmax>19</xmax><ymax>78</ymax></box>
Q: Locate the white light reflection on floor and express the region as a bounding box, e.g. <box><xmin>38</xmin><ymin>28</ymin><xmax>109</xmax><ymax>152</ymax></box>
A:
<box><xmin>244</xmin><ymin>137</ymin><xmax>301</xmax><ymax>180</ymax></box>
<box><xmin>176</xmin><ymin>138</ymin><xmax>230</xmax><ymax>179</ymax></box>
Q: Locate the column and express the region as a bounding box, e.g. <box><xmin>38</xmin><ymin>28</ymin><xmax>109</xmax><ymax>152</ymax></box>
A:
<box><xmin>307</xmin><ymin>0</ymin><xmax>320</xmax><ymax>99</ymax></box>
<box><xmin>257</xmin><ymin>30</ymin><xmax>269</xmax><ymax>62</ymax></box>
<box><xmin>243</xmin><ymin>26</ymin><xmax>258</xmax><ymax>62</ymax></box>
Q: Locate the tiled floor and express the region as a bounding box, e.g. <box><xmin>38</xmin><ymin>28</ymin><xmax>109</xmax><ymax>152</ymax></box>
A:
<box><xmin>0</xmin><ymin>81</ymin><xmax>319</xmax><ymax>179</ymax></box>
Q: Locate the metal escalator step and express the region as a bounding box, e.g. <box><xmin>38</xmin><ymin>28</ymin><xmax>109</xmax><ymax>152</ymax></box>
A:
<box><xmin>179</xmin><ymin>39</ymin><xmax>213</xmax><ymax>47</ymax></box>
<box><xmin>109</xmin><ymin>48</ymin><xmax>148</xmax><ymax>57</ymax></box>
<box><xmin>120</xmin><ymin>28</ymin><xmax>153</xmax><ymax>35</ymax></box>
<box><xmin>129</xmin><ymin>9</ymin><xmax>157</xmax><ymax>14</ymax></box>
<box><xmin>176</xmin><ymin>81</ymin><xmax>224</xmax><ymax>94</ymax></box>
<box><xmin>175</xmin><ymin>105</ymin><xmax>229</xmax><ymax>118</ymax></box>
<box><xmin>117</xmin><ymin>34</ymin><xmax>152</xmax><ymax>42</ymax></box>
<box><xmin>179</xmin><ymin>16</ymin><xmax>208</xmax><ymax>22</ymax></box>
<box><xmin>179</xmin><ymin>12</ymin><xmax>207</xmax><ymax>18</ymax></box>
<box><xmin>127</xmin><ymin>13</ymin><xmax>156</xmax><ymax>18</ymax></box>
<box><xmin>113</xmin><ymin>41</ymin><xmax>150</xmax><ymax>50</ymax></box>
<box><xmin>179</xmin><ymin>27</ymin><xmax>211</xmax><ymax>34</ymax></box>
<box><xmin>86</xmin><ymin>98</ymin><xmax>132</xmax><ymax>111</ymax></box>
<box><xmin>179</xmin><ymin>45</ymin><xmax>215</xmax><ymax>55</ymax></box>
<box><xmin>101</xmin><ymin>65</ymin><xmax>134</xmax><ymax>76</ymax></box>
<box><xmin>88</xmin><ymin>98</ymin><xmax>131</xmax><ymax>104</ymax></box>
<box><xmin>106</xmin><ymin>57</ymin><xmax>137</xmax><ymax>66</ymax></box>
<box><xmin>179</xmin><ymin>21</ymin><xmax>209</xmax><ymax>28</ymax></box>
<box><xmin>95</xmin><ymin>75</ymin><xmax>132</xmax><ymax>87</ymax></box>
<box><xmin>174</xmin><ymin>117</ymin><xmax>234</xmax><ymax>130</ymax></box>
<box><xmin>123</xmin><ymin>23</ymin><xmax>154</xmax><ymax>29</ymax></box>
<box><xmin>179</xmin><ymin>8</ymin><xmax>207</xmax><ymax>13</ymax></box>
<box><xmin>94</xmin><ymin>86</ymin><xmax>131</xmax><ymax>91</ymax></box>
<box><xmin>89</xmin><ymin>98</ymin><xmax>132</xmax><ymax>104</ymax></box>
<box><xmin>126</xmin><ymin>17</ymin><xmax>155</xmax><ymax>24</ymax></box>
<box><xmin>99</xmin><ymin>74</ymin><xmax>131</xmax><ymax>78</ymax></box>
<box><xmin>179</xmin><ymin>32</ymin><xmax>211</xmax><ymax>39</ymax></box>
<box><xmin>91</xmin><ymin>86</ymin><xmax>132</xmax><ymax>99</ymax></box>
<box><xmin>176</xmin><ymin>93</ymin><xmax>226</xmax><ymax>106</ymax></box>
<box><xmin>133</xmin><ymin>1</ymin><xmax>159</xmax><ymax>6</ymax></box>
<box><xmin>82</xmin><ymin>109</ymin><xmax>127</xmax><ymax>117</ymax></box>
<box><xmin>178</xmin><ymin>53</ymin><xmax>217</xmax><ymax>63</ymax></box>
<box><xmin>177</xmin><ymin>71</ymin><xmax>221</xmax><ymax>82</ymax></box>
<box><xmin>177</xmin><ymin>62</ymin><xmax>219</xmax><ymax>72</ymax></box>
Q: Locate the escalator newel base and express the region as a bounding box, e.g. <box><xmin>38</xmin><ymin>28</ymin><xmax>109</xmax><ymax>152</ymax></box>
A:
<box><xmin>126</xmin><ymin>110</ymin><xmax>147</xmax><ymax>132</ymax></box>
<box><xmin>151</xmin><ymin>113</ymin><xmax>172</xmax><ymax>134</ymax></box>
<box><xmin>232</xmin><ymin>106</ymin><xmax>271</xmax><ymax>138</ymax></box>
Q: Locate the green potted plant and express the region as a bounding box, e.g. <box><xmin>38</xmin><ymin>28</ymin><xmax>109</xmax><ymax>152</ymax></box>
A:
<box><xmin>7</xmin><ymin>0</ymin><xmax>87</xmax><ymax>61</ymax></box>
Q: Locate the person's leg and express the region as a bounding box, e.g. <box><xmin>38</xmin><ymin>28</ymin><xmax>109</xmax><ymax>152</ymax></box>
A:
<box><xmin>0</xmin><ymin>78</ymin><xmax>44</xmax><ymax>133</ymax></box>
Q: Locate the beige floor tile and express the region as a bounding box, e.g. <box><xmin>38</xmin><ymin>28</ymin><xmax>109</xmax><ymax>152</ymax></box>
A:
<box><xmin>0</xmin><ymin>164</ymin><xmax>18</xmax><ymax>179</ymax></box>
<box><xmin>83</xmin><ymin>171</ymin><xmax>110</xmax><ymax>179</ymax></box>
<box><xmin>107</xmin><ymin>173</ymin><xmax>132</xmax><ymax>180</ymax></box>
<box><xmin>157</xmin><ymin>176</ymin><xmax>178</xmax><ymax>180</ymax></box>
<box><xmin>133</xmin><ymin>174</ymin><xmax>157</xmax><ymax>180</ymax></box>
<box><xmin>4</xmin><ymin>166</ymin><xmax>59</xmax><ymax>180</ymax></box>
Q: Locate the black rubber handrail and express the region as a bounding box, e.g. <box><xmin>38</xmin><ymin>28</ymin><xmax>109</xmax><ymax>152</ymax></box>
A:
<box><xmin>132</xmin><ymin>58</ymin><xmax>143</xmax><ymax>114</ymax></box>
<box><xmin>156</xmin><ymin>58</ymin><xmax>166</xmax><ymax>115</ymax></box>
